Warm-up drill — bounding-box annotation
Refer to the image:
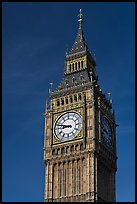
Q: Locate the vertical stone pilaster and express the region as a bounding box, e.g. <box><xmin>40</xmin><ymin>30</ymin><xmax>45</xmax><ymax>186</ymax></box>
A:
<box><xmin>66</xmin><ymin>161</ymin><xmax>69</xmax><ymax>197</ymax></box>
<box><xmin>48</xmin><ymin>162</ymin><xmax>53</xmax><ymax>199</ymax></box>
<box><xmin>58</xmin><ymin>162</ymin><xmax>60</xmax><ymax>198</ymax></box>
<box><xmin>86</xmin><ymin>154</ymin><xmax>90</xmax><ymax>194</ymax></box>
<box><xmin>56</xmin><ymin>162</ymin><xmax>59</xmax><ymax>199</ymax></box>
<box><xmin>75</xmin><ymin>159</ymin><xmax>77</xmax><ymax>195</ymax></box>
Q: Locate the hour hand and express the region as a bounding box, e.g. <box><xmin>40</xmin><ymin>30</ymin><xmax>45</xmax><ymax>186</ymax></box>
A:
<box><xmin>62</xmin><ymin>125</ymin><xmax>72</xmax><ymax>129</ymax></box>
<box><xmin>56</xmin><ymin>124</ymin><xmax>72</xmax><ymax>129</ymax></box>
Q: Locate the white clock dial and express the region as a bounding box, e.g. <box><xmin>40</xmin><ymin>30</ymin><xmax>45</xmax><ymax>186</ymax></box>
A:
<box><xmin>54</xmin><ymin>112</ymin><xmax>82</xmax><ymax>141</ymax></box>
<box><xmin>101</xmin><ymin>115</ymin><xmax>112</xmax><ymax>147</ymax></box>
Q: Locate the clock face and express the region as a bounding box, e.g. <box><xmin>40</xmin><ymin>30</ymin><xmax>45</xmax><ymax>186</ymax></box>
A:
<box><xmin>54</xmin><ymin>112</ymin><xmax>82</xmax><ymax>141</ymax></box>
<box><xmin>101</xmin><ymin>116</ymin><xmax>112</xmax><ymax>147</ymax></box>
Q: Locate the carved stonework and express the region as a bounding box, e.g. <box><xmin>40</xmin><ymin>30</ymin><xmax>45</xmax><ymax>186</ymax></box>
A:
<box><xmin>43</xmin><ymin>9</ymin><xmax>117</xmax><ymax>203</ymax></box>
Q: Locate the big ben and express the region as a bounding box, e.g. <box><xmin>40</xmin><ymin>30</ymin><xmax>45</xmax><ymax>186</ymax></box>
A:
<box><xmin>43</xmin><ymin>9</ymin><xmax>117</xmax><ymax>202</ymax></box>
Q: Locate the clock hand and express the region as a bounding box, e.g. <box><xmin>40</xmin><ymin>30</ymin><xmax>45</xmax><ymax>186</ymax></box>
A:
<box><xmin>62</xmin><ymin>125</ymin><xmax>72</xmax><ymax>129</ymax></box>
<box><xmin>56</xmin><ymin>124</ymin><xmax>65</xmax><ymax>126</ymax></box>
<box><xmin>56</xmin><ymin>124</ymin><xmax>72</xmax><ymax>128</ymax></box>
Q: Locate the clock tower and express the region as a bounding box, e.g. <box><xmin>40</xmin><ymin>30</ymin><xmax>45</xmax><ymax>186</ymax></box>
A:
<box><xmin>43</xmin><ymin>9</ymin><xmax>117</xmax><ymax>202</ymax></box>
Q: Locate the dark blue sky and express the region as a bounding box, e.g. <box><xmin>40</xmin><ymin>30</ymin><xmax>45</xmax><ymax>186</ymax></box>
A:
<box><xmin>2</xmin><ymin>2</ymin><xmax>135</xmax><ymax>202</ymax></box>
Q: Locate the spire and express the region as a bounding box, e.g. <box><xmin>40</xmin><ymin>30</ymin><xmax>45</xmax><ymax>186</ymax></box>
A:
<box><xmin>78</xmin><ymin>8</ymin><xmax>83</xmax><ymax>29</ymax></box>
<box><xmin>68</xmin><ymin>9</ymin><xmax>89</xmax><ymax>55</ymax></box>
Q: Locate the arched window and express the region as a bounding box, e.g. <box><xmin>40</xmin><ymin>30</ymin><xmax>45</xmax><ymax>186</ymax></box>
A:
<box><xmin>70</xmin><ymin>96</ymin><xmax>73</xmax><ymax>103</ymax></box>
<box><xmin>65</xmin><ymin>97</ymin><xmax>68</xmax><ymax>104</ymax></box>
<box><xmin>75</xmin><ymin>144</ymin><xmax>79</xmax><ymax>151</ymax></box>
<box><xmin>66</xmin><ymin>146</ymin><xmax>69</xmax><ymax>153</ymax></box>
<box><xmin>80</xmin><ymin>143</ymin><xmax>84</xmax><ymax>150</ymax></box>
<box><xmin>78</xmin><ymin>61</ymin><xmax>80</xmax><ymax>69</ymax></box>
<box><xmin>78</xmin><ymin>94</ymin><xmax>82</xmax><ymax>101</ymax></box>
<box><xmin>57</xmin><ymin>100</ymin><xmax>60</xmax><ymax>106</ymax></box>
<box><xmin>57</xmin><ymin>148</ymin><xmax>60</xmax><ymax>155</ymax></box>
<box><xmin>61</xmin><ymin>98</ymin><xmax>64</xmax><ymax>105</ymax></box>
<box><xmin>81</xmin><ymin>61</ymin><xmax>83</xmax><ymax>68</ymax></box>
<box><xmin>74</xmin><ymin>95</ymin><xmax>77</xmax><ymax>102</ymax></box>
<box><xmin>75</xmin><ymin>62</ymin><xmax>77</xmax><ymax>70</ymax></box>
<box><xmin>70</xmin><ymin>145</ymin><xmax>74</xmax><ymax>152</ymax></box>
<box><xmin>61</xmin><ymin>147</ymin><xmax>65</xmax><ymax>154</ymax></box>
<box><xmin>72</xmin><ymin>63</ymin><xmax>74</xmax><ymax>71</ymax></box>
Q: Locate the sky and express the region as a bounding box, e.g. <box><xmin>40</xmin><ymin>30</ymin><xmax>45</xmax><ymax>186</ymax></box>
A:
<box><xmin>2</xmin><ymin>2</ymin><xmax>135</xmax><ymax>202</ymax></box>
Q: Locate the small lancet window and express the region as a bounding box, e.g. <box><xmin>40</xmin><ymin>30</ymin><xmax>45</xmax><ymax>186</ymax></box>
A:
<box><xmin>65</xmin><ymin>97</ymin><xmax>68</xmax><ymax>104</ymax></box>
<box><xmin>75</xmin><ymin>144</ymin><xmax>79</xmax><ymax>151</ymax></box>
<box><xmin>66</xmin><ymin>146</ymin><xmax>69</xmax><ymax>153</ymax></box>
<box><xmin>70</xmin><ymin>145</ymin><xmax>74</xmax><ymax>152</ymax></box>
<box><xmin>57</xmin><ymin>148</ymin><xmax>60</xmax><ymax>155</ymax></box>
<box><xmin>61</xmin><ymin>147</ymin><xmax>65</xmax><ymax>154</ymax></box>
<box><xmin>75</xmin><ymin>62</ymin><xmax>77</xmax><ymax>70</ymax></box>
<box><xmin>72</xmin><ymin>63</ymin><xmax>74</xmax><ymax>71</ymax></box>
<box><xmin>78</xmin><ymin>94</ymin><xmax>82</xmax><ymax>101</ymax></box>
<box><xmin>80</xmin><ymin>143</ymin><xmax>84</xmax><ymax>150</ymax></box>
<box><xmin>74</xmin><ymin>95</ymin><xmax>77</xmax><ymax>102</ymax></box>
<box><xmin>81</xmin><ymin>61</ymin><xmax>83</xmax><ymax>68</ymax></box>
<box><xmin>61</xmin><ymin>98</ymin><xmax>64</xmax><ymax>105</ymax></box>
<box><xmin>70</xmin><ymin>96</ymin><xmax>73</xmax><ymax>103</ymax></box>
<box><xmin>57</xmin><ymin>100</ymin><xmax>60</xmax><ymax>106</ymax></box>
<box><xmin>78</xmin><ymin>61</ymin><xmax>80</xmax><ymax>69</ymax></box>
